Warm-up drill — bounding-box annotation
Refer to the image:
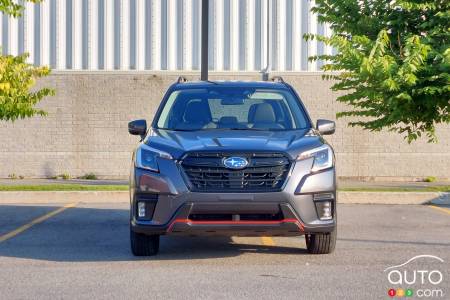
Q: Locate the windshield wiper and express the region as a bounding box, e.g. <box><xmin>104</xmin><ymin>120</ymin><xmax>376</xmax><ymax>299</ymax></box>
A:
<box><xmin>160</xmin><ymin>127</ymin><xmax>278</xmax><ymax>132</ymax></box>
<box><xmin>161</xmin><ymin>128</ymin><xmax>198</xmax><ymax>132</ymax></box>
<box><xmin>196</xmin><ymin>127</ymin><xmax>266</xmax><ymax>131</ymax></box>
<box><xmin>227</xmin><ymin>128</ymin><xmax>265</xmax><ymax>131</ymax></box>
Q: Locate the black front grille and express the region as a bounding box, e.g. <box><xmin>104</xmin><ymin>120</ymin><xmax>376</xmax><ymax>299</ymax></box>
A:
<box><xmin>181</xmin><ymin>152</ymin><xmax>291</xmax><ymax>192</ymax></box>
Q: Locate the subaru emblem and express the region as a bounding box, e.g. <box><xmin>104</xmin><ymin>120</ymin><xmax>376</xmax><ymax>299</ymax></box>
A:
<box><xmin>223</xmin><ymin>157</ymin><xmax>249</xmax><ymax>169</ymax></box>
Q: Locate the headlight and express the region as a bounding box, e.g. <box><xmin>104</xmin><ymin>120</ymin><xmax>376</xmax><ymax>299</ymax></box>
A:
<box><xmin>135</xmin><ymin>144</ymin><xmax>172</xmax><ymax>172</ymax></box>
<box><xmin>297</xmin><ymin>144</ymin><xmax>333</xmax><ymax>172</ymax></box>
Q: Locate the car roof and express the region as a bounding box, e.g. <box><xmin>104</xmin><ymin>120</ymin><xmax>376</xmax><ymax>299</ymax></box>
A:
<box><xmin>172</xmin><ymin>80</ymin><xmax>290</xmax><ymax>90</ymax></box>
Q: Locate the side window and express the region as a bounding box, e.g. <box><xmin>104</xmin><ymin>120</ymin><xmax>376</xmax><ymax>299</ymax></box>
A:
<box><xmin>157</xmin><ymin>91</ymin><xmax>179</xmax><ymax>128</ymax></box>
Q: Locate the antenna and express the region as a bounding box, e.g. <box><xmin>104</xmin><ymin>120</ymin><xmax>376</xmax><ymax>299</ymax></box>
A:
<box><xmin>177</xmin><ymin>76</ymin><xmax>188</xmax><ymax>83</ymax></box>
<box><xmin>271</xmin><ymin>76</ymin><xmax>285</xmax><ymax>83</ymax></box>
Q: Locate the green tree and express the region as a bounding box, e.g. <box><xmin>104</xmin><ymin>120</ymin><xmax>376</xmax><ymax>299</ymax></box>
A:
<box><xmin>0</xmin><ymin>0</ymin><xmax>54</xmax><ymax>121</ymax></box>
<box><xmin>306</xmin><ymin>0</ymin><xmax>449</xmax><ymax>142</ymax></box>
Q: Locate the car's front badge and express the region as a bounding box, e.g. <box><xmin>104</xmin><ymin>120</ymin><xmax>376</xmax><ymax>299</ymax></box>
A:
<box><xmin>223</xmin><ymin>157</ymin><xmax>249</xmax><ymax>169</ymax></box>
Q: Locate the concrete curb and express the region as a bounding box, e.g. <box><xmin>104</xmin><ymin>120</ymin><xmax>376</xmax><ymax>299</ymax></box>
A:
<box><xmin>338</xmin><ymin>191</ymin><xmax>450</xmax><ymax>205</ymax></box>
<box><xmin>0</xmin><ymin>191</ymin><xmax>449</xmax><ymax>205</ymax></box>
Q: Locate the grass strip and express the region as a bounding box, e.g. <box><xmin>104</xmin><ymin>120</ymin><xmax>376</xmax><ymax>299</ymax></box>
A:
<box><xmin>0</xmin><ymin>185</ymin><xmax>448</xmax><ymax>192</ymax></box>
<box><xmin>0</xmin><ymin>184</ymin><xmax>129</xmax><ymax>191</ymax></box>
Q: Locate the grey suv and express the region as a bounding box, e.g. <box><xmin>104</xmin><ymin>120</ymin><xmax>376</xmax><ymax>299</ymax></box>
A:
<box><xmin>128</xmin><ymin>78</ymin><xmax>337</xmax><ymax>256</ymax></box>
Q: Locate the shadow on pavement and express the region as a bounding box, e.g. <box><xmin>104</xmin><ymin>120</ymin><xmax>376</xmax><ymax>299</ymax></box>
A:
<box><xmin>0</xmin><ymin>205</ymin><xmax>305</xmax><ymax>262</ymax></box>
<box><xmin>338</xmin><ymin>238</ymin><xmax>450</xmax><ymax>247</ymax></box>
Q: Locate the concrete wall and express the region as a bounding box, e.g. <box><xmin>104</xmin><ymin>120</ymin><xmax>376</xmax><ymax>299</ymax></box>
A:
<box><xmin>0</xmin><ymin>72</ymin><xmax>449</xmax><ymax>180</ymax></box>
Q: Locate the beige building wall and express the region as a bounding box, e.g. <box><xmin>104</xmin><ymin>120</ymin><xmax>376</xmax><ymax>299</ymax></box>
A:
<box><xmin>0</xmin><ymin>72</ymin><xmax>449</xmax><ymax>180</ymax></box>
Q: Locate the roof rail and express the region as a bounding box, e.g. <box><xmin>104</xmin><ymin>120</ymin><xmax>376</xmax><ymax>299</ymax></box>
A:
<box><xmin>271</xmin><ymin>76</ymin><xmax>285</xmax><ymax>83</ymax></box>
<box><xmin>177</xmin><ymin>76</ymin><xmax>188</xmax><ymax>83</ymax></box>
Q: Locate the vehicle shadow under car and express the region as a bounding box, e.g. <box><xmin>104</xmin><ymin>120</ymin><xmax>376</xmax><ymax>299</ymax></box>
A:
<box><xmin>0</xmin><ymin>204</ymin><xmax>307</xmax><ymax>263</ymax></box>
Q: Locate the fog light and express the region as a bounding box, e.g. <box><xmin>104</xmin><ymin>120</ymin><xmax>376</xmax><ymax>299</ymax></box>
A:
<box><xmin>138</xmin><ymin>202</ymin><xmax>146</xmax><ymax>218</ymax></box>
<box><xmin>315</xmin><ymin>200</ymin><xmax>333</xmax><ymax>220</ymax></box>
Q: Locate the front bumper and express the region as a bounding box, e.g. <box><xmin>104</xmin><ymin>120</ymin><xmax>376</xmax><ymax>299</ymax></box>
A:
<box><xmin>130</xmin><ymin>156</ymin><xmax>336</xmax><ymax>236</ymax></box>
<box><xmin>132</xmin><ymin>202</ymin><xmax>305</xmax><ymax>236</ymax></box>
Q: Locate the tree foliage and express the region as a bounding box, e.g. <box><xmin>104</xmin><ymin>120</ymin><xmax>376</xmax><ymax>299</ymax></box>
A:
<box><xmin>0</xmin><ymin>0</ymin><xmax>54</xmax><ymax>122</ymax></box>
<box><xmin>306</xmin><ymin>0</ymin><xmax>450</xmax><ymax>142</ymax></box>
<box><xmin>0</xmin><ymin>0</ymin><xmax>39</xmax><ymax>17</ymax></box>
<box><xmin>0</xmin><ymin>53</ymin><xmax>54</xmax><ymax>121</ymax></box>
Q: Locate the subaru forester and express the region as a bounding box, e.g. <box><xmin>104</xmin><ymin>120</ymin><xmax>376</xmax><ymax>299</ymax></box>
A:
<box><xmin>128</xmin><ymin>77</ymin><xmax>337</xmax><ymax>256</ymax></box>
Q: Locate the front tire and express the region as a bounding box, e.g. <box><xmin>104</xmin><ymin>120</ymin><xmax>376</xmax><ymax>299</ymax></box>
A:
<box><xmin>305</xmin><ymin>228</ymin><xmax>336</xmax><ymax>254</ymax></box>
<box><xmin>130</xmin><ymin>228</ymin><xmax>160</xmax><ymax>256</ymax></box>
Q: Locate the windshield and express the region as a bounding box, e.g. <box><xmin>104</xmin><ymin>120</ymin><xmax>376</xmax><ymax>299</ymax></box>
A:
<box><xmin>155</xmin><ymin>87</ymin><xmax>311</xmax><ymax>131</ymax></box>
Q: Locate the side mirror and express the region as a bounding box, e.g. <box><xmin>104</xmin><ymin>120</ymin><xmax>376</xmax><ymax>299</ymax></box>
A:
<box><xmin>128</xmin><ymin>119</ymin><xmax>147</xmax><ymax>138</ymax></box>
<box><xmin>316</xmin><ymin>119</ymin><xmax>335</xmax><ymax>135</ymax></box>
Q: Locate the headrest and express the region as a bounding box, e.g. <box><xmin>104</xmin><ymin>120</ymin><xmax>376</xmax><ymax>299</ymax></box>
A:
<box><xmin>183</xmin><ymin>101</ymin><xmax>211</xmax><ymax>123</ymax></box>
<box><xmin>252</xmin><ymin>103</ymin><xmax>276</xmax><ymax>123</ymax></box>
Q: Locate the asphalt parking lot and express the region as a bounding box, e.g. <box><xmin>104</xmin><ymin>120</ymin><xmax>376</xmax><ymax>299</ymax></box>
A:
<box><xmin>0</xmin><ymin>201</ymin><xmax>449</xmax><ymax>300</ymax></box>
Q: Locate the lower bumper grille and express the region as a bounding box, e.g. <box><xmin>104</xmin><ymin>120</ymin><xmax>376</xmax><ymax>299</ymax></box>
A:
<box><xmin>181</xmin><ymin>152</ymin><xmax>291</xmax><ymax>192</ymax></box>
<box><xmin>189</xmin><ymin>213</ymin><xmax>284</xmax><ymax>221</ymax></box>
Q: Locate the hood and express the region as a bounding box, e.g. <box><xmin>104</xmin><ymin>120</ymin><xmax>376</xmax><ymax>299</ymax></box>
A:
<box><xmin>145</xmin><ymin>129</ymin><xmax>325</xmax><ymax>160</ymax></box>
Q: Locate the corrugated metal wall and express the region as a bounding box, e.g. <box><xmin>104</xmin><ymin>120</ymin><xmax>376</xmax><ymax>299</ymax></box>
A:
<box><xmin>0</xmin><ymin>0</ymin><xmax>331</xmax><ymax>71</ymax></box>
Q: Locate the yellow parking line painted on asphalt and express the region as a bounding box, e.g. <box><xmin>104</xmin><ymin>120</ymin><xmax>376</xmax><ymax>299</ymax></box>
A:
<box><xmin>430</xmin><ymin>205</ymin><xmax>450</xmax><ymax>216</ymax></box>
<box><xmin>0</xmin><ymin>202</ymin><xmax>78</xmax><ymax>243</ymax></box>
<box><xmin>261</xmin><ymin>236</ymin><xmax>275</xmax><ymax>246</ymax></box>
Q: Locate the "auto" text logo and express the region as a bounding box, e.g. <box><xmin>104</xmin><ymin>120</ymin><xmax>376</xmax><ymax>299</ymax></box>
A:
<box><xmin>384</xmin><ymin>255</ymin><xmax>445</xmax><ymax>298</ymax></box>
